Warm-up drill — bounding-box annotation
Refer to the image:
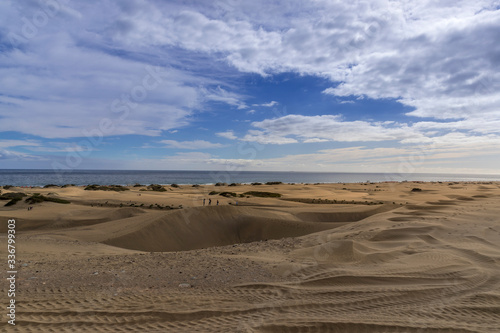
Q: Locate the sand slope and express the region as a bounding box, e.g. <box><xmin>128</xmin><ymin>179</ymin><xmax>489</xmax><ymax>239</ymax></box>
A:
<box><xmin>1</xmin><ymin>182</ymin><xmax>499</xmax><ymax>332</ymax></box>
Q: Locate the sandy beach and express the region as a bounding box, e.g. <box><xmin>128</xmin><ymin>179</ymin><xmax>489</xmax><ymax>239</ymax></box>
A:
<box><xmin>1</xmin><ymin>181</ymin><xmax>500</xmax><ymax>332</ymax></box>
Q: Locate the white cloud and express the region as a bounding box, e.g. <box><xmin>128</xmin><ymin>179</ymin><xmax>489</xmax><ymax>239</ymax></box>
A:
<box><xmin>201</xmin><ymin>86</ymin><xmax>248</xmax><ymax>109</ymax></box>
<box><xmin>0</xmin><ymin>149</ymin><xmax>41</xmax><ymax>161</ymax></box>
<box><xmin>0</xmin><ymin>140</ymin><xmax>40</xmax><ymax>148</ymax></box>
<box><xmin>160</xmin><ymin>139</ymin><xmax>224</xmax><ymax>149</ymax></box>
<box><xmin>216</xmin><ymin>131</ymin><xmax>237</xmax><ymax>140</ymax></box>
<box><xmin>253</xmin><ymin>101</ymin><xmax>278</xmax><ymax>107</ymax></box>
<box><xmin>303</xmin><ymin>138</ymin><xmax>329</xmax><ymax>143</ymax></box>
<box><xmin>242</xmin><ymin>130</ymin><xmax>298</xmax><ymax>145</ymax></box>
<box><xmin>244</xmin><ymin>114</ymin><xmax>425</xmax><ymax>144</ymax></box>
<box><xmin>110</xmin><ymin>0</ymin><xmax>500</xmax><ymax>133</ymax></box>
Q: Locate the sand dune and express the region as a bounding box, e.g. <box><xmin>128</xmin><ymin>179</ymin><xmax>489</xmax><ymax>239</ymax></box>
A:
<box><xmin>1</xmin><ymin>182</ymin><xmax>499</xmax><ymax>332</ymax></box>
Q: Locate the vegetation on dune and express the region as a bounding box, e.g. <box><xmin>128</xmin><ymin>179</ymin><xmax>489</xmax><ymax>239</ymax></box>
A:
<box><xmin>265</xmin><ymin>181</ymin><xmax>283</xmax><ymax>185</ymax></box>
<box><xmin>251</xmin><ymin>182</ymin><xmax>262</xmax><ymax>186</ymax></box>
<box><xmin>171</xmin><ymin>184</ymin><xmax>180</xmax><ymax>188</ymax></box>
<box><xmin>147</xmin><ymin>184</ymin><xmax>167</xmax><ymax>192</ymax></box>
<box><xmin>85</xmin><ymin>184</ymin><xmax>130</xmax><ymax>192</ymax></box>
<box><xmin>219</xmin><ymin>192</ymin><xmax>237</xmax><ymax>198</ymax></box>
<box><xmin>43</xmin><ymin>184</ymin><xmax>59</xmax><ymax>188</ymax></box>
<box><xmin>215</xmin><ymin>182</ymin><xmax>227</xmax><ymax>186</ymax></box>
<box><xmin>243</xmin><ymin>191</ymin><xmax>281</xmax><ymax>198</ymax></box>
<box><xmin>281</xmin><ymin>198</ymin><xmax>384</xmax><ymax>205</ymax></box>
<box><xmin>61</xmin><ymin>184</ymin><xmax>75</xmax><ymax>188</ymax></box>
<box><xmin>411</xmin><ymin>188</ymin><xmax>422</xmax><ymax>192</ymax></box>
<box><xmin>209</xmin><ymin>191</ymin><xmax>219</xmax><ymax>195</ymax></box>
<box><xmin>25</xmin><ymin>193</ymin><xmax>70</xmax><ymax>204</ymax></box>
<box><xmin>0</xmin><ymin>192</ymin><xmax>27</xmax><ymax>206</ymax></box>
<box><xmin>3</xmin><ymin>185</ymin><xmax>14</xmax><ymax>190</ymax></box>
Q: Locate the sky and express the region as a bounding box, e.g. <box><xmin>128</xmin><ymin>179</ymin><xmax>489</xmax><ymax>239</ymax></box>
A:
<box><xmin>1</xmin><ymin>0</ymin><xmax>500</xmax><ymax>174</ymax></box>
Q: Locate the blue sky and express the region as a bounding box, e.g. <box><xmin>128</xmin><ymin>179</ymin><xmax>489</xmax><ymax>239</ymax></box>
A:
<box><xmin>1</xmin><ymin>0</ymin><xmax>500</xmax><ymax>173</ymax></box>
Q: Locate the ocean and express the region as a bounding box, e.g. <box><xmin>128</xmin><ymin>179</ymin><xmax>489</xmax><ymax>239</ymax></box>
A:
<box><xmin>0</xmin><ymin>169</ymin><xmax>499</xmax><ymax>187</ymax></box>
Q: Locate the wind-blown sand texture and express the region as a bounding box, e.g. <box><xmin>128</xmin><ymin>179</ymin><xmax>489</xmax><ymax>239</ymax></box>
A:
<box><xmin>1</xmin><ymin>182</ymin><xmax>499</xmax><ymax>332</ymax></box>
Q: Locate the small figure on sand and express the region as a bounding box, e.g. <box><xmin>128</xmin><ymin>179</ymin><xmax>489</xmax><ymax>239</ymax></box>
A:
<box><xmin>216</xmin><ymin>200</ymin><xmax>219</xmax><ymax>206</ymax></box>
<box><xmin>203</xmin><ymin>198</ymin><xmax>206</xmax><ymax>206</ymax></box>
<box><xmin>209</xmin><ymin>199</ymin><xmax>212</xmax><ymax>205</ymax></box>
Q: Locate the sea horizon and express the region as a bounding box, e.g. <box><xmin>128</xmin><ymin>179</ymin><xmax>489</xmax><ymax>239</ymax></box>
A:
<box><xmin>1</xmin><ymin>169</ymin><xmax>499</xmax><ymax>187</ymax></box>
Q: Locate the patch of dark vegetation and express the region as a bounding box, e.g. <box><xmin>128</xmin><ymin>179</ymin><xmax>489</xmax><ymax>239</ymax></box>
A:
<box><xmin>228</xmin><ymin>183</ymin><xmax>240</xmax><ymax>186</ymax></box>
<box><xmin>0</xmin><ymin>192</ymin><xmax>27</xmax><ymax>206</ymax></box>
<box><xmin>61</xmin><ymin>184</ymin><xmax>75</xmax><ymax>188</ymax></box>
<box><xmin>133</xmin><ymin>183</ymin><xmax>143</xmax><ymax>187</ymax></box>
<box><xmin>265</xmin><ymin>181</ymin><xmax>283</xmax><ymax>185</ymax></box>
<box><xmin>209</xmin><ymin>191</ymin><xmax>219</xmax><ymax>195</ymax></box>
<box><xmin>243</xmin><ymin>191</ymin><xmax>281</xmax><ymax>198</ymax></box>
<box><xmin>251</xmin><ymin>182</ymin><xmax>262</xmax><ymax>186</ymax></box>
<box><xmin>85</xmin><ymin>184</ymin><xmax>130</xmax><ymax>192</ymax></box>
<box><xmin>171</xmin><ymin>184</ymin><xmax>180</xmax><ymax>188</ymax></box>
<box><xmin>192</xmin><ymin>184</ymin><xmax>201</xmax><ymax>187</ymax></box>
<box><xmin>411</xmin><ymin>188</ymin><xmax>423</xmax><ymax>192</ymax></box>
<box><xmin>3</xmin><ymin>185</ymin><xmax>14</xmax><ymax>190</ymax></box>
<box><xmin>215</xmin><ymin>182</ymin><xmax>227</xmax><ymax>186</ymax></box>
<box><xmin>43</xmin><ymin>184</ymin><xmax>59</xmax><ymax>188</ymax></box>
<box><xmin>147</xmin><ymin>184</ymin><xmax>167</xmax><ymax>192</ymax></box>
<box><xmin>282</xmin><ymin>198</ymin><xmax>383</xmax><ymax>205</ymax></box>
<box><xmin>154</xmin><ymin>203</ymin><xmax>172</xmax><ymax>210</ymax></box>
<box><xmin>25</xmin><ymin>193</ymin><xmax>70</xmax><ymax>204</ymax></box>
<box><xmin>219</xmin><ymin>192</ymin><xmax>237</xmax><ymax>198</ymax></box>
<box><xmin>0</xmin><ymin>192</ymin><xmax>27</xmax><ymax>200</ymax></box>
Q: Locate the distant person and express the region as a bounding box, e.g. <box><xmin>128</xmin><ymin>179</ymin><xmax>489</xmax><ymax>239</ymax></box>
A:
<box><xmin>209</xmin><ymin>199</ymin><xmax>211</xmax><ymax>205</ymax></box>
<box><xmin>216</xmin><ymin>200</ymin><xmax>219</xmax><ymax>206</ymax></box>
<box><xmin>203</xmin><ymin>198</ymin><xmax>206</xmax><ymax>206</ymax></box>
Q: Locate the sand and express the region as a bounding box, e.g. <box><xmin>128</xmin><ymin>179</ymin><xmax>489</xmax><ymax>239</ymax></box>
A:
<box><xmin>1</xmin><ymin>182</ymin><xmax>499</xmax><ymax>332</ymax></box>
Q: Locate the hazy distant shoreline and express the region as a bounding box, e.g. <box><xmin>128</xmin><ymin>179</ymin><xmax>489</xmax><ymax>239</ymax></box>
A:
<box><xmin>1</xmin><ymin>169</ymin><xmax>500</xmax><ymax>187</ymax></box>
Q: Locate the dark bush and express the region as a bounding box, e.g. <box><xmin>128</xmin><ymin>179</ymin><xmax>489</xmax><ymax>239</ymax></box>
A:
<box><xmin>1</xmin><ymin>192</ymin><xmax>26</xmax><ymax>206</ymax></box>
<box><xmin>5</xmin><ymin>200</ymin><xmax>20</xmax><ymax>206</ymax></box>
<box><xmin>219</xmin><ymin>192</ymin><xmax>237</xmax><ymax>197</ymax></box>
<box><xmin>251</xmin><ymin>182</ymin><xmax>262</xmax><ymax>186</ymax></box>
<box><xmin>85</xmin><ymin>185</ymin><xmax>129</xmax><ymax>192</ymax></box>
<box><xmin>243</xmin><ymin>191</ymin><xmax>281</xmax><ymax>198</ymax></box>
<box><xmin>0</xmin><ymin>192</ymin><xmax>27</xmax><ymax>200</ymax></box>
<box><xmin>265</xmin><ymin>181</ymin><xmax>283</xmax><ymax>185</ymax></box>
<box><xmin>3</xmin><ymin>185</ymin><xmax>14</xmax><ymax>189</ymax></box>
<box><xmin>147</xmin><ymin>184</ymin><xmax>166</xmax><ymax>192</ymax></box>
<box><xmin>215</xmin><ymin>182</ymin><xmax>227</xmax><ymax>186</ymax></box>
<box><xmin>43</xmin><ymin>184</ymin><xmax>59</xmax><ymax>188</ymax></box>
<box><xmin>209</xmin><ymin>191</ymin><xmax>219</xmax><ymax>195</ymax></box>
<box><xmin>411</xmin><ymin>188</ymin><xmax>422</xmax><ymax>192</ymax></box>
<box><xmin>25</xmin><ymin>194</ymin><xmax>70</xmax><ymax>204</ymax></box>
<box><xmin>171</xmin><ymin>183</ymin><xmax>180</xmax><ymax>188</ymax></box>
